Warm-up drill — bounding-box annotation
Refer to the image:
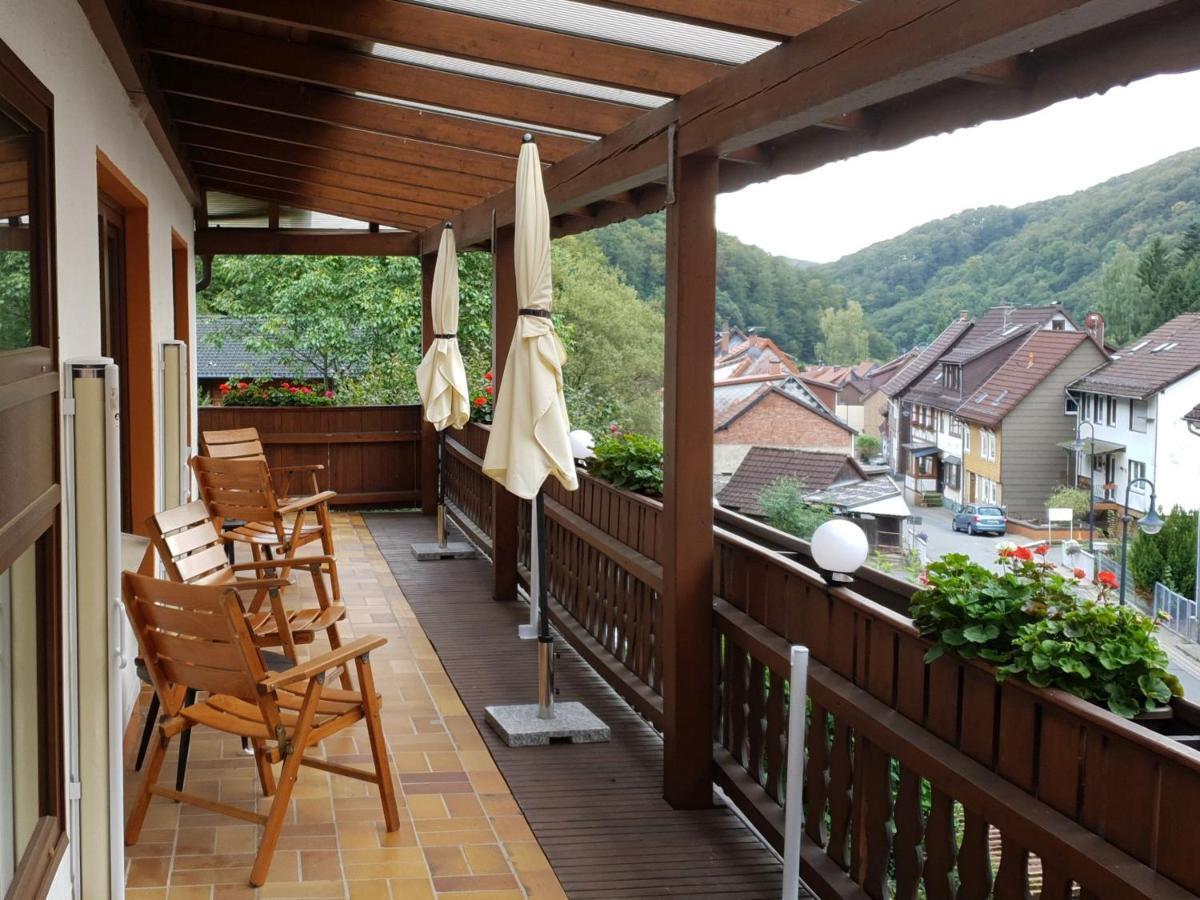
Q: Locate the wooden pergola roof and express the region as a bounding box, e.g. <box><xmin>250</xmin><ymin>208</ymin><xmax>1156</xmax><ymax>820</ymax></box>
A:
<box><xmin>81</xmin><ymin>0</ymin><xmax>1200</xmax><ymax>256</ymax></box>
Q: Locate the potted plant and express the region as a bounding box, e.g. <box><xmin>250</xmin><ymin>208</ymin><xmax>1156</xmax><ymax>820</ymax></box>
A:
<box><xmin>912</xmin><ymin>545</ymin><xmax>1181</xmax><ymax>718</ymax></box>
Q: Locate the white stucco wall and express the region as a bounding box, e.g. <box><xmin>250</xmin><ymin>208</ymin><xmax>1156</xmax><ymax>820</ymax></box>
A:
<box><xmin>0</xmin><ymin>2</ymin><xmax>195</xmax><ymax>895</ymax></box>
<box><xmin>1153</xmin><ymin>369</ymin><xmax>1200</xmax><ymax>513</ymax></box>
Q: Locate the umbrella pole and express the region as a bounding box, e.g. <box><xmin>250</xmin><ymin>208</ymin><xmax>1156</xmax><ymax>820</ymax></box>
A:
<box><xmin>436</xmin><ymin>429</ymin><xmax>447</xmax><ymax>547</ymax></box>
<box><xmin>535</xmin><ymin>489</ymin><xmax>555</xmax><ymax>719</ymax></box>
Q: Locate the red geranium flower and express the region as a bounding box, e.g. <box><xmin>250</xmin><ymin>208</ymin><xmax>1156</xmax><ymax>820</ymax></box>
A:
<box><xmin>474</xmin><ymin>396</ymin><xmax>486</xmax><ymax>407</ymax></box>
<box><xmin>998</xmin><ymin>547</ymin><xmax>1013</xmax><ymax>558</ymax></box>
<box><xmin>484</xmin><ymin>371</ymin><xmax>493</xmax><ymax>381</ymax></box>
<box><xmin>1096</xmin><ymin>571</ymin><xmax>1119</xmax><ymax>588</ymax></box>
<box><xmin>219</xmin><ymin>383</ymin><xmax>231</xmax><ymax>394</ymax></box>
<box><xmin>1034</xmin><ymin>544</ymin><xmax>1049</xmax><ymax>556</ymax></box>
<box><xmin>237</xmin><ymin>381</ymin><xmax>249</xmax><ymax>390</ymax></box>
<box><xmin>324</xmin><ymin>390</ymin><xmax>334</xmax><ymax>399</ymax></box>
<box><xmin>485</xmin><ymin>385</ymin><xmax>493</xmax><ymax>395</ymax></box>
<box><xmin>1073</xmin><ymin>568</ymin><xmax>1087</xmax><ymax>579</ymax></box>
<box><xmin>300</xmin><ymin>386</ymin><xmax>312</xmax><ymax>394</ymax></box>
<box><xmin>1013</xmin><ymin>546</ymin><xmax>1033</xmax><ymax>562</ymax></box>
<box><xmin>281</xmin><ymin>382</ymin><xmax>291</xmax><ymax>388</ymax></box>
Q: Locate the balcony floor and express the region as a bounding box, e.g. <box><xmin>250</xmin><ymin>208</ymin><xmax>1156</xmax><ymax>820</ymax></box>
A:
<box><xmin>123</xmin><ymin>512</ymin><xmax>564</xmax><ymax>899</ymax></box>
<box><xmin>365</xmin><ymin>513</ymin><xmax>785</xmax><ymax>899</ymax></box>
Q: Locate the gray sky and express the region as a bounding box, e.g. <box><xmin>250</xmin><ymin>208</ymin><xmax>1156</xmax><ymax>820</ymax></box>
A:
<box><xmin>715</xmin><ymin>70</ymin><xmax>1200</xmax><ymax>264</ymax></box>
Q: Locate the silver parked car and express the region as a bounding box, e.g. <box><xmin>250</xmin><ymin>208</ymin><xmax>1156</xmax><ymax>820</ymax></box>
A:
<box><xmin>952</xmin><ymin>504</ymin><xmax>1007</xmax><ymax>536</ymax></box>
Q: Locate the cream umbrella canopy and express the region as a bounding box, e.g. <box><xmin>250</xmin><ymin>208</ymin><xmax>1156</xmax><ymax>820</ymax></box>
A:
<box><xmin>416</xmin><ymin>223</ymin><xmax>470</xmax><ymax>547</ymax></box>
<box><xmin>484</xmin><ymin>135</ymin><xmax>578</xmax><ymax>720</ymax></box>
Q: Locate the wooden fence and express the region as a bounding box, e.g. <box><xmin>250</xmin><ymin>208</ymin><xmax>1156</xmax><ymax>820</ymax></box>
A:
<box><xmin>444</xmin><ymin>421</ymin><xmax>1200</xmax><ymax>899</ymax></box>
<box><xmin>197</xmin><ymin>404</ymin><xmax>421</xmax><ymax>507</ymax></box>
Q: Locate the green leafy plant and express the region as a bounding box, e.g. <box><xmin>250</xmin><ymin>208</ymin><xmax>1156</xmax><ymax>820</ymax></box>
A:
<box><xmin>1000</xmin><ymin>601</ymin><xmax>1182</xmax><ymax>718</ymax></box>
<box><xmin>218</xmin><ymin>379</ymin><xmax>335</xmax><ymax>407</ymax></box>
<box><xmin>912</xmin><ymin>546</ymin><xmax>1181</xmax><ymax>717</ymax></box>
<box><xmin>758</xmin><ymin>477</ymin><xmax>832</xmax><ymax>540</ymax></box>
<box><xmin>855</xmin><ymin>435</ymin><xmax>881</xmax><ymax>462</ymax></box>
<box><xmin>1129</xmin><ymin>505</ymin><xmax>1197</xmax><ymax>598</ymax></box>
<box><xmin>469</xmin><ymin>371</ymin><xmax>495</xmax><ymax>424</ymax></box>
<box><xmin>587</xmin><ymin>431</ymin><xmax>663</xmax><ymax>497</ymax></box>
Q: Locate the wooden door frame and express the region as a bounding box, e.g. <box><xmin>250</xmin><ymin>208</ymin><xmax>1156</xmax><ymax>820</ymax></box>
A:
<box><xmin>170</xmin><ymin>228</ymin><xmax>191</xmax><ymax>447</ymax></box>
<box><xmin>96</xmin><ymin>151</ymin><xmax>154</xmax><ymax>536</ymax></box>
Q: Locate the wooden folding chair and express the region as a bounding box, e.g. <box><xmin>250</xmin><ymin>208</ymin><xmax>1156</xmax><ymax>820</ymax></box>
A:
<box><xmin>191</xmin><ymin>455</ymin><xmax>343</xmax><ymax>617</ymax></box>
<box><xmin>201</xmin><ymin>426</ymin><xmax>324</xmax><ymax>500</ymax></box>
<box><xmin>122</xmin><ymin>571</ymin><xmax>399</xmax><ymax>887</ymax></box>
<box><xmin>146</xmin><ymin>501</ymin><xmax>347</xmax><ymax>669</ymax></box>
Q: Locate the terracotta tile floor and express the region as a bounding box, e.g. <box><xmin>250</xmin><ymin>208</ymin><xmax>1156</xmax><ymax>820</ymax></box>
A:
<box><xmin>122</xmin><ymin>513</ymin><xmax>566</xmax><ymax>900</ymax></box>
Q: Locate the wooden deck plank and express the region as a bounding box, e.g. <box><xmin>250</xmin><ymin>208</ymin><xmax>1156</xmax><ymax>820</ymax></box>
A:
<box><xmin>367</xmin><ymin>512</ymin><xmax>789</xmax><ymax>899</ymax></box>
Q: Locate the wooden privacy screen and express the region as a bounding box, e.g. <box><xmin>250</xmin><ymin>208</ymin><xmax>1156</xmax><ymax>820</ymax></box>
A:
<box><xmin>197</xmin><ymin>405</ymin><xmax>421</xmax><ymax>507</ymax></box>
<box><xmin>444</xmin><ymin>421</ymin><xmax>1200</xmax><ymax>899</ymax></box>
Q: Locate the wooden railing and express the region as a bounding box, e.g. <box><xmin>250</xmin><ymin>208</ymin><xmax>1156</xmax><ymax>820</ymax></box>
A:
<box><xmin>198</xmin><ymin>405</ymin><xmax>421</xmax><ymax>506</ymax></box>
<box><xmin>442</xmin><ymin>437</ymin><xmax>1200</xmax><ymax>899</ymax></box>
<box><xmin>443</xmin><ymin>422</ymin><xmax>493</xmax><ymax>550</ymax></box>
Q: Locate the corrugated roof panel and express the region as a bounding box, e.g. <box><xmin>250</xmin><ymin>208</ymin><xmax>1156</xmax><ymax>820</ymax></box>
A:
<box><xmin>403</xmin><ymin>0</ymin><xmax>776</xmax><ymax>64</ymax></box>
<box><xmin>368</xmin><ymin>42</ymin><xmax>667</xmax><ymax>107</ymax></box>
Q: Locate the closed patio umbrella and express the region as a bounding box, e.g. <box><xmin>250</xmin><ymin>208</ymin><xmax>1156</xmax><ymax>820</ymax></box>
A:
<box><xmin>484</xmin><ymin>135</ymin><xmax>579</xmax><ymax>721</ymax></box>
<box><xmin>416</xmin><ymin>223</ymin><xmax>470</xmax><ymax>550</ymax></box>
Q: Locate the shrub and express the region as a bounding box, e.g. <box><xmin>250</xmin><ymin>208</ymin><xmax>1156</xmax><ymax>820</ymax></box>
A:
<box><xmin>587</xmin><ymin>432</ymin><xmax>663</xmax><ymax>497</ymax></box>
<box><xmin>912</xmin><ymin>545</ymin><xmax>1181</xmax><ymax>717</ymax></box>
<box><xmin>758</xmin><ymin>477</ymin><xmax>832</xmax><ymax>540</ymax></box>
<box><xmin>1045</xmin><ymin>485</ymin><xmax>1092</xmax><ymax>522</ymax></box>
<box><xmin>855</xmin><ymin>435</ymin><xmax>881</xmax><ymax>462</ymax></box>
<box><xmin>219</xmin><ymin>379</ymin><xmax>334</xmax><ymax>407</ymax></box>
<box><xmin>1129</xmin><ymin>505</ymin><xmax>1197</xmax><ymax>597</ymax></box>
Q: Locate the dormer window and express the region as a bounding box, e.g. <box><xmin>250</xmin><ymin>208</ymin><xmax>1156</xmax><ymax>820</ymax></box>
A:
<box><xmin>942</xmin><ymin>363</ymin><xmax>961</xmax><ymax>390</ymax></box>
<box><xmin>1051</xmin><ymin>318</ymin><xmax>1065</xmax><ymax>331</ymax></box>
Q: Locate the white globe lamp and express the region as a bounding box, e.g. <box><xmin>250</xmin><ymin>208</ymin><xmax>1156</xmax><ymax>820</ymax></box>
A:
<box><xmin>811</xmin><ymin>519</ymin><xmax>869</xmax><ymax>584</ymax></box>
<box><xmin>569</xmin><ymin>429</ymin><xmax>595</xmax><ymax>460</ymax></box>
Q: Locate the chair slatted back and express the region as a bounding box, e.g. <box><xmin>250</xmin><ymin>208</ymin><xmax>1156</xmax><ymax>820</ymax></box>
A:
<box><xmin>121</xmin><ymin>572</ymin><xmax>272</xmax><ymax>715</ymax></box>
<box><xmin>148</xmin><ymin>501</ymin><xmax>235</xmax><ymax>587</ymax></box>
<box><xmin>191</xmin><ymin>456</ymin><xmax>285</xmax><ymax>539</ymax></box>
<box><xmin>202</xmin><ymin>427</ymin><xmax>267</xmax><ymax>462</ymax></box>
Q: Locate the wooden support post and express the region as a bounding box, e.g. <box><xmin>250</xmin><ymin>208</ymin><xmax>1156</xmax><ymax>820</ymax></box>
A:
<box><xmin>661</xmin><ymin>153</ymin><xmax>718</xmax><ymax>809</ymax></box>
<box><xmin>419</xmin><ymin>253</ymin><xmax>437</xmax><ymax>515</ymax></box>
<box><xmin>490</xmin><ymin>224</ymin><xmax>519</xmax><ymax>602</ymax></box>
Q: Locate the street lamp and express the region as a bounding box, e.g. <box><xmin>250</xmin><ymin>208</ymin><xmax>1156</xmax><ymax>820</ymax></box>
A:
<box><xmin>1073</xmin><ymin>420</ymin><xmax>1097</xmax><ymax>552</ymax></box>
<box><xmin>1118</xmin><ymin>476</ymin><xmax>1163</xmax><ymax>606</ymax></box>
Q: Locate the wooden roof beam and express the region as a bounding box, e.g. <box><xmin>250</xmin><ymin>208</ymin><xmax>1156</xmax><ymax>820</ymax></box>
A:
<box><xmin>178</xmin><ymin>124</ymin><xmax>498</xmax><ymax>201</ymax></box>
<box><xmin>168</xmin><ymin>95</ymin><xmax>518</xmax><ymax>183</ymax></box>
<box><xmin>142</xmin><ymin>15</ymin><xmax>642</xmax><ymax>137</ymax></box>
<box><xmin>199</xmin><ymin>178</ymin><xmax>435</xmax><ymax>231</ymax></box>
<box><xmin>572</xmin><ymin>0</ymin><xmax>855</xmax><ymax>41</ymax></box>
<box><xmin>155</xmin><ymin>0</ymin><xmax>727</xmax><ymax>96</ymax></box>
<box><xmin>196</xmin><ymin>227</ymin><xmax>419</xmax><ymax>256</ymax></box>
<box><xmin>156</xmin><ymin>59</ymin><xmax>587</xmax><ymax>163</ymax></box>
<box><xmin>186</xmin><ymin>146</ymin><xmax>478</xmax><ymax>212</ymax></box>
<box><xmin>191</xmin><ymin>163</ymin><xmax>455</xmax><ymax>222</ymax></box>
<box><xmin>427</xmin><ymin>0</ymin><xmax>1175</xmax><ymax>253</ymax></box>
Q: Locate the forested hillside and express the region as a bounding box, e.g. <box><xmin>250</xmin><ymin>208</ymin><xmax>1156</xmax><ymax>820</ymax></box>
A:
<box><xmin>589</xmin><ymin>146</ymin><xmax>1200</xmax><ymax>357</ymax></box>
<box><xmin>823</xmin><ymin>147</ymin><xmax>1200</xmax><ymax>348</ymax></box>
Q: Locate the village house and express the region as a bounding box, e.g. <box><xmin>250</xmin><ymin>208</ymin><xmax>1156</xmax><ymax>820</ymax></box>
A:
<box><xmin>880</xmin><ymin>304</ymin><xmax>1102</xmax><ymax>514</ymax></box>
<box><xmin>1066</xmin><ymin>312</ymin><xmax>1200</xmax><ymax>515</ymax></box>
<box><xmin>803</xmin><ymin>350</ymin><xmax>920</xmax><ymax>441</ymax></box>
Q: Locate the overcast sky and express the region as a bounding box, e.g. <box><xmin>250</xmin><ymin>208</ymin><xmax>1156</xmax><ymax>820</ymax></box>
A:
<box><xmin>715</xmin><ymin>70</ymin><xmax>1200</xmax><ymax>264</ymax></box>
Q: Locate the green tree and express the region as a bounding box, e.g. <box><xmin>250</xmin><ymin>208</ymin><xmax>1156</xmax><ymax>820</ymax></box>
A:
<box><xmin>815</xmin><ymin>301</ymin><xmax>870</xmax><ymax>364</ymax></box>
<box><xmin>552</xmin><ymin>236</ymin><xmax>664</xmax><ymax>436</ymax></box>
<box><xmin>0</xmin><ymin>249</ymin><xmax>31</xmax><ymax>351</ymax></box>
<box><xmin>855</xmin><ymin>435</ymin><xmax>881</xmax><ymax>461</ymax></box>
<box><xmin>1128</xmin><ymin>506</ymin><xmax>1197</xmax><ymax>597</ymax></box>
<box><xmin>759</xmin><ymin>477</ymin><xmax>833</xmax><ymax>539</ymax></box>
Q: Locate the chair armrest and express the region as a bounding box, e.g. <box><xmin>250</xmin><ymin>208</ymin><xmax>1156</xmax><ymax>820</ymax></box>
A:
<box><xmin>258</xmin><ymin>635</ymin><xmax>387</xmax><ymax>692</ymax></box>
<box><xmin>276</xmin><ymin>491</ymin><xmax>338</xmax><ymax>516</ymax></box>
<box><xmin>230</xmin><ymin>556</ymin><xmax>336</xmax><ymax>572</ymax></box>
<box><xmin>229</xmin><ymin>577</ymin><xmax>291</xmax><ymax>593</ymax></box>
<box><xmin>274</xmin><ymin>464</ymin><xmax>325</xmax><ymax>474</ymax></box>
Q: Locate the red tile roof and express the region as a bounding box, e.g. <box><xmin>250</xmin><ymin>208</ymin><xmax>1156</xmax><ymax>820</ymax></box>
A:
<box><xmin>956</xmin><ymin>330</ymin><xmax>1088</xmax><ymax>426</ymax></box>
<box><xmin>1071</xmin><ymin>313</ymin><xmax>1200</xmax><ymax>399</ymax></box>
<box><xmin>717</xmin><ymin>448</ymin><xmax>866</xmax><ymax>517</ymax></box>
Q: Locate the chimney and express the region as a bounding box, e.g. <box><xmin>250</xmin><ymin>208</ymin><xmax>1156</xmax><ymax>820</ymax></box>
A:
<box><xmin>720</xmin><ymin>321</ymin><xmax>730</xmax><ymax>355</ymax></box>
<box><xmin>769</xmin><ymin>355</ymin><xmax>782</xmax><ymax>376</ymax></box>
<box><xmin>1085</xmin><ymin>312</ymin><xmax>1106</xmax><ymax>349</ymax></box>
<box><xmin>959</xmin><ymin>310</ymin><xmax>969</xmax><ymax>322</ymax></box>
